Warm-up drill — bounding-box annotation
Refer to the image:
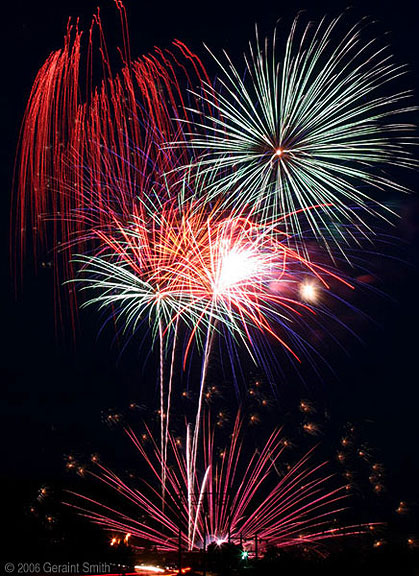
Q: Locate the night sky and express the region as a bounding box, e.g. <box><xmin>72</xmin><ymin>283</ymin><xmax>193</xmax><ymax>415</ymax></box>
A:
<box><xmin>1</xmin><ymin>0</ymin><xmax>419</xmax><ymax>566</ymax></box>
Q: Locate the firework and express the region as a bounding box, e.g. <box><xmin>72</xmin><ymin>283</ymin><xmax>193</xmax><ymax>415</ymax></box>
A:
<box><xmin>173</xmin><ymin>15</ymin><xmax>417</xmax><ymax>248</ymax></box>
<box><xmin>73</xmin><ymin>197</ymin><xmax>352</xmax><ymax>367</ymax></box>
<box><xmin>65</xmin><ymin>410</ymin><xmax>376</xmax><ymax>553</ymax></box>
<box><xmin>69</xmin><ymin>185</ymin><xmax>361</xmax><ymax>518</ymax></box>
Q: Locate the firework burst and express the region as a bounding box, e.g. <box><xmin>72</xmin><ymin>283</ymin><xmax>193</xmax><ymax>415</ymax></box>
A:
<box><xmin>173</xmin><ymin>15</ymin><xmax>417</xmax><ymax>250</ymax></box>
<box><xmin>73</xmin><ymin>197</ymin><xmax>351</xmax><ymax>367</ymax></box>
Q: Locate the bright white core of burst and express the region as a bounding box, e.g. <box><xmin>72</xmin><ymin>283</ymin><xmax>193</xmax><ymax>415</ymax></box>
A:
<box><xmin>215</xmin><ymin>537</ymin><xmax>227</xmax><ymax>547</ymax></box>
<box><xmin>216</xmin><ymin>249</ymin><xmax>260</xmax><ymax>292</ymax></box>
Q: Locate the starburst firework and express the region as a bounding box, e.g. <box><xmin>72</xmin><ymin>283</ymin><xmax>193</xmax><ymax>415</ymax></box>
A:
<box><xmin>173</xmin><ymin>15</ymin><xmax>417</xmax><ymax>249</ymax></box>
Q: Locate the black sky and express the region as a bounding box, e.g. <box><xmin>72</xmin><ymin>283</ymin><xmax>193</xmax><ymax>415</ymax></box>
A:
<box><xmin>1</xmin><ymin>0</ymin><xmax>419</xmax><ymax>561</ymax></box>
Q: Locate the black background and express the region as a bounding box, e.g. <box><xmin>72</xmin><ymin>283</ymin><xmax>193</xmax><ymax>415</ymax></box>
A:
<box><xmin>1</xmin><ymin>0</ymin><xmax>419</xmax><ymax>566</ymax></box>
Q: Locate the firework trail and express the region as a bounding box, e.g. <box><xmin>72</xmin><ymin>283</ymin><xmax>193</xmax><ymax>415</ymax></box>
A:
<box><xmin>172</xmin><ymin>15</ymin><xmax>417</xmax><ymax>253</ymax></box>
<box><xmin>65</xmin><ymin>410</ymin><xmax>377</xmax><ymax>553</ymax></box>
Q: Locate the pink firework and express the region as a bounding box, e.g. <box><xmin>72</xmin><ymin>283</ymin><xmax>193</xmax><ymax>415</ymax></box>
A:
<box><xmin>65</xmin><ymin>410</ymin><xmax>377</xmax><ymax>554</ymax></box>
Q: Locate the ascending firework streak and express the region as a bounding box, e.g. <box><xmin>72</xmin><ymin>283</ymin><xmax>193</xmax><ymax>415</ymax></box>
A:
<box><xmin>66</xmin><ymin>410</ymin><xmax>377</xmax><ymax>552</ymax></box>
<box><xmin>173</xmin><ymin>15</ymin><xmax>417</xmax><ymax>252</ymax></box>
<box><xmin>72</xmin><ymin>197</ymin><xmax>353</xmax><ymax>501</ymax></box>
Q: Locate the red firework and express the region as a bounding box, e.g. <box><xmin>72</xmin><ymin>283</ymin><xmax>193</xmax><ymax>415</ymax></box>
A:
<box><xmin>12</xmin><ymin>0</ymin><xmax>212</xmax><ymax>328</ymax></box>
